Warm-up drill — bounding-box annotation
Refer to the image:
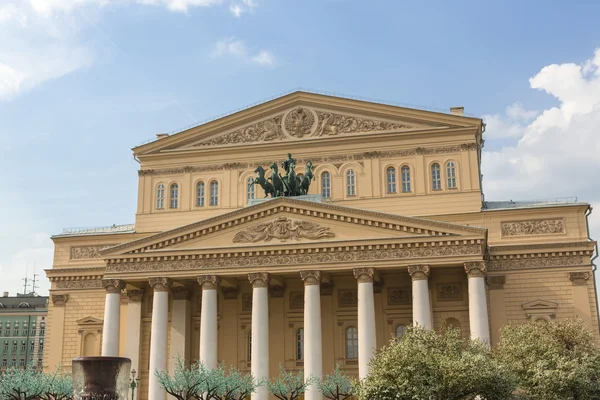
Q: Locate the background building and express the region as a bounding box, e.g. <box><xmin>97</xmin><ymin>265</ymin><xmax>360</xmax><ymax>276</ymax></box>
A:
<box><xmin>45</xmin><ymin>91</ymin><xmax>598</xmax><ymax>400</ymax></box>
<box><xmin>0</xmin><ymin>292</ymin><xmax>48</xmax><ymax>371</ymax></box>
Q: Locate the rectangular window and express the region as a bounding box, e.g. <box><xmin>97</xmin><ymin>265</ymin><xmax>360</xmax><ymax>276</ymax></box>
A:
<box><xmin>11</xmin><ymin>358</ymin><xmax>15</xmax><ymax>367</ymax></box>
<box><xmin>37</xmin><ymin>358</ymin><xmax>42</xmax><ymax>367</ymax></box>
<box><xmin>3</xmin><ymin>342</ymin><xmax>7</xmax><ymax>352</ymax></box>
<box><xmin>431</xmin><ymin>164</ymin><xmax>442</xmax><ymax>190</ymax></box>
<box><xmin>346</xmin><ymin>171</ymin><xmax>356</xmax><ymax>196</ymax></box>
<box><xmin>20</xmin><ymin>341</ymin><xmax>25</xmax><ymax>351</ymax></box>
<box><xmin>39</xmin><ymin>340</ymin><xmax>44</xmax><ymax>351</ymax></box>
<box><xmin>210</xmin><ymin>182</ymin><xmax>219</xmax><ymax>206</ymax></box>
<box><xmin>1</xmin><ymin>358</ymin><xmax>6</xmax><ymax>367</ymax></box>
<box><xmin>19</xmin><ymin>357</ymin><xmax>25</xmax><ymax>367</ymax></box>
<box><xmin>12</xmin><ymin>341</ymin><xmax>17</xmax><ymax>352</ymax></box>
<box><xmin>31</xmin><ymin>325</ymin><xmax>36</xmax><ymax>336</ymax></box>
<box><xmin>40</xmin><ymin>324</ymin><xmax>45</xmax><ymax>336</ymax></box>
<box><xmin>30</xmin><ymin>341</ymin><xmax>34</xmax><ymax>352</ymax></box>
<box><xmin>401</xmin><ymin>166</ymin><xmax>411</xmax><ymax>193</ymax></box>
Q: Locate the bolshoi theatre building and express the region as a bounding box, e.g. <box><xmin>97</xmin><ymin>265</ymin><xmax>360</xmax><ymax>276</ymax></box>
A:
<box><xmin>45</xmin><ymin>91</ymin><xmax>599</xmax><ymax>400</ymax></box>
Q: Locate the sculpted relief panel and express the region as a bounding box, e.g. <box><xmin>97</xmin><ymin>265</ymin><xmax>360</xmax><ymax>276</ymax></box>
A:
<box><xmin>70</xmin><ymin>244</ymin><xmax>119</xmax><ymax>260</ymax></box>
<box><xmin>192</xmin><ymin>107</ymin><xmax>415</xmax><ymax>147</ymax></box>
<box><xmin>233</xmin><ymin>217</ymin><xmax>335</xmax><ymax>243</ymax></box>
<box><xmin>501</xmin><ymin>219</ymin><xmax>564</xmax><ymax>237</ymax></box>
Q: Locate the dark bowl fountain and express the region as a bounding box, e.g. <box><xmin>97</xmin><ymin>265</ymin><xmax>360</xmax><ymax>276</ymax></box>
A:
<box><xmin>72</xmin><ymin>357</ymin><xmax>132</xmax><ymax>400</ymax></box>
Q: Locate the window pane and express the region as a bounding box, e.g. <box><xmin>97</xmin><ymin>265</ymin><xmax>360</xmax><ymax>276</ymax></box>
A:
<box><xmin>296</xmin><ymin>328</ymin><xmax>304</xmax><ymax>361</ymax></box>
<box><xmin>210</xmin><ymin>181</ymin><xmax>219</xmax><ymax>206</ymax></box>
<box><xmin>247</xmin><ymin>177</ymin><xmax>255</xmax><ymax>203</ymax></box>
<box><xmin>346</xmin><ymin>170</ymin><xmax>356</xmax><ymax>196</ymax></box>
<box><xmin>431</xmin><ymin>164</ymin><xmax>441</xmax><ymax>190</ymax></box>
<box><xmin>401</xmin><ymin>166</ymin><xmax>411</xmax><ymax>193</ymax></box>
<box><xmin>170</xmin><ymin>184</ymin><xmax>179</xmax><ymax>208</ymax></box>
<box><xmin>346</xmin><ymin>326</ymin><xmax>358</xmax><ymax>359</ymax></box>
<box><xmin>197</xmin><ymin>182</ymin><xmax>205</xmax><ymax>207</ymax></box>
<box><xmin>395</xmin><ymin>324</ymin><xmax>406</xmax><ymax>338</ymax></box>
<box><xmin>386</xmin><ymin>167</ymin><xmax>396</xmax><ymax>193</ymax></box>
<box><xmin>321</xmin><ymin>172</ymin><xmax>331</xmax><ymax>198</ymax></box>
<box><xmin>446</xmin><ymin>161</ymin><xmax>457</xmax><ymax>189</ymax></box>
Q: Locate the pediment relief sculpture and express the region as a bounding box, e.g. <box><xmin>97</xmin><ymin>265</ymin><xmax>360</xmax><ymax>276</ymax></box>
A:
<box><xmin>192</xmin><ymin>107</ymin><xmax>416</xmax><ymax>147</ymax></box>
<box><xmin>233</xmin><ymin>217</ymin><xmax>334</xmax><ymax>243</ymax></box>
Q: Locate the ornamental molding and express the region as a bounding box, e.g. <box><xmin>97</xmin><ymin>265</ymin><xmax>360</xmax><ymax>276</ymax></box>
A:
<box><xmin>501</xmin><ymin>219</ymin><xmax>564</xmax><ymax>237</ymax></box>
<box><xmin>102</xmin><ymin>279</ymin><xmax>125</xmax><ymax>293</ymax></box>
<box><xmin>106</xmin><ymin>243</ymin><xmax>483</xmax><ymax>273</ymax></box>
<box><xmin>102</xmin><ymin>197</ymin><xmax>484</xmax><ymax>256</ymax></box>
<box><xmin>197</xmin><ymin>275</ymin><xmax>219</xmax><ymax>290</ymax></box>
<box><xmin>407</xmin><ymin>264</ymin><xmax>430</xmax><ymax>280</ymax></box>
<box><xmin>522</xmin><ymin>299</ymin><xmax>558</xmax><ymax>320</ymax></box>
<box><xmin>300</xmin><ymin>270</ymin><xmax>321</xmax><ymax>286</ymax></box>
<box><xmin>148</xmin><ymin>277</ymin><xmax>172</xmax><ymax>292</ymax></box>
<box><xmin>52</xmin><ymin>278</ymin><xmax>104</xmax><ymax>290</ymax></box>
<box><xmin>486</xmin><ymin>276</ymin><xmax>506</xmax><ymax>290</ymax></box>
<box><xmin>490</xmin><ymin>241</ymin><xmax>594</xmax><ymax>253</ymax></box>
<box><xmin>233</xmin><ymin>217</ymin><xmax>334</xmax><ymax>243</ymax></box>
<box><xmin>70</xmin><ymin>244</ymin><xmax>120</xmax><ymax>260</ymax></box>
<box><xmin>248</xmin><ymin>272</ymin><xmax>270</xmax><ymax>288</ymax></box>
<box><xmin>51</xmin><ymin>294</ymin><xmax>69</xmax><ymax>307</ymax></box>
<box><xmin>488</xmin><ymin>253</ymin><xmax>588</xmax><ymax>271</ymax></box>
<box><xmin>464</xmin><ymin>261</ymin><xmax>486</xmax><ymax>277</ymax></box>
<box><xmin>353</xmin><ymin>267</ymin><xmax>375</xmax><ymax>283</ymax></box>
<box><xmin>568</xmin><ymin>271</ymin><xmax>590</xmax><ymax>285</ymax></box>
<box><xmin>138</xmin><ymin>143</ymin><xmax>479</xmax><ymax>177</ymax></box>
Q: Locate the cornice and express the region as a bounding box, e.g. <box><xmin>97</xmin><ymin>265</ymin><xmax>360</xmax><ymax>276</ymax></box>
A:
<box><xmin>138</xmin><ymin>143</ymin><xmax>479</xmax><ymax>177</ymax></box>
<box><xmin>46</xmin><ymin>266</ymin><xmax>106</xmax><ymax>276</ymax></box>
<box><xmin>490</xmin><ymin>241</ymin><xmax>595</xmax><ymax>253</ymax></box>
<box><xmin>488</xmin><ymin>251</ymin><xmax>591</xmax><ymax>271</ymax></box>
<box><xmin>105</xmin><ymin>241</ymin><xmax>483</xmax><ymax>273</ymax></box>
<box><xmin>101</xmin><ymin>197</ymin><xmax>485</xmax><ymax>257</ymax></box>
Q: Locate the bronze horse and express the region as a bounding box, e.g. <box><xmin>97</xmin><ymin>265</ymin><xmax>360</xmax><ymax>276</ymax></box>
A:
<box><xmin>269</xmin><ymin>162</ymin><xmax>286</xmax><ymax>197</ymax></box>
<box><xmin>253</xmin><ymin>166</ymin><xmax>275</xmax><ymax>197</ymax></box>
<box><xmin>298</xmin><ymin>161</ymin><xmax>314</xmax><ymax>195</ymax></box>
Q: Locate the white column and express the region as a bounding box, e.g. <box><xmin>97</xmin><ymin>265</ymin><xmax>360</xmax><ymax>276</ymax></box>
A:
<box><xmin>169</xmin><ymin>287</ymin><xmax>191</xmax><ymax>372</ymax></box>
<box><xmin>465</xmin><ymin>262</ymin><xmax>490</xmax><ymax>346</ymax></box>
<box><xmin>353</xmin><ymin>268</ymin><xmax>377</xmax><ymax>380</ymax></box>
<box><xmin>101</xmin><ymin>279</ymin><xmax>124</xmax><ymax>356</ymax></box>
<box><xmin>249</xmin><ymin>273</ymin><xmax>270</xmax><ymax>400</ymax></box>
<box><xmin>300</xmin><ymin>271</ymin><xmax>322</xmax><ymax>400</ymax></box>
<box><xmin>408</xmin><ymin>265</ymin><xmax>432</xmax><ymax>330</ymax></box>
<box><xmin>198</xmin><ymin>275</ymin><xmax>219</xmax><ymax>370</ymax></box>
<box><xmin>124</xmin><ymin>289</ymin><xmax>143</xmax><ymax>400</ymax></box>
<box><xmin>148</xmin><ymin>277</ymin><xmax>171</xmax><ymax>400</ymax></box>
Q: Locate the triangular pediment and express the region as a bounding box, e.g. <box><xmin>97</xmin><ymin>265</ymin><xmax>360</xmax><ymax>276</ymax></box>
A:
<box><xmin>522</xmin><ymin>299</ymin><xmax>558</xmax><ymax>310</ymax></box>
<box><xmin>135</xmin><ymin>91</ymin><xmax>482</xmax><ymax>155</ymax></box>
<box><xmin>101</xmin><ymin>197</ymin><xmax>486</xmax><ymax>258</ymax></box>
<box><xmin>76</xmin><ymin>316</ymin><xmax>103</xmax><ymax>325</ymax></box>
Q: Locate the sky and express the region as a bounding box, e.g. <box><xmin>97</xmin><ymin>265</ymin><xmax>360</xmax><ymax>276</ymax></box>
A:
<box><xmin>0</xmin><ymin>0</ymin><xmax>599</xmax><ymax>296</ymax></box>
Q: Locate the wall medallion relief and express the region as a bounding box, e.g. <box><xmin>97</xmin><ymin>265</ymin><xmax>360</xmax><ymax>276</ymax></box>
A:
<box><xmin>289</xmin><ymin>292</ymin><xmax>304</xmax><ymax>310</ymax></box>
<box><xmin>233</xmin><ymin>217</ymin><xmax>334</xmax><ymax>243</ymax></box>
<box><xmin>283</xmin><ymin>107</ymin><xmax>317</xmax><ymax>137</ymax></box>
<box><xmin>501</xmin><ymin>219</ymin><xmax>564</xmax><ymax>237</ymax></box>
<box><xmin>387</xmin><ymin>287</ymin><xmax>411</xmax><ymax>305</ymax></box>
<box><xmin>436</xmin><ymin>282</ymin><xmax>463</xmax><ymax>302</ymax></box>
<box><xmin>338</xmin><ymin>290</ymin><xmax>358</xmax><ymax>307</ymax></box>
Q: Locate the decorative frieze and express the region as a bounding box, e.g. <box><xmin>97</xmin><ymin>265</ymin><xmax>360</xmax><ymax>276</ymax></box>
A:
<box><xmin>70</xmin><ymin>244</ymin><xmax>118</xmax><ymax>260</ymax></box>
<box><xmin>437</xmin><ymin>283</ymin><xmax>463</xmax><ymax>301</ymax></box>
<box><xmin>387</xmin><ymin>287</ymin><xmax>411</xmax><ymax>305</ymax></box>
<box><xmin>102</xmin><ymin>279</ymin><xmax>125</xmax><ymax>294</ymax></box>
<box><xmin>568</xmin><ymin>271</ymin><xmax>590</xmax><ymax>286</ymax></box>
<box><xmin>407</xmin><ymin>265</ymin><xmax>430</xmax><ymax>281</ymax></box>
<box><xmin>54</xmin><ymin>279</ymin><xmax>103</xmax><ymax>290</ymax></box>
<box><xmin>488</xmin><ymin>255</ymin><xmax>586</xmax><ymax>270</ymax></box>
<box><xmin>51</xmin><ymin>294</ymin><xmax>69</xmax><ymax>307</ymax></box>
<box><xmin>315</xmin><ymin>111</ymin><xmax>411</xmax><ymax>136</ymax></box>
<box><xmin>501</xmin><ymin>219</ymin><xmax>564</xmax><ymax>237</ymax></box>
<box><xmin>137</xmin><ymin>144</ymin><xmax>479</xmax><ymax>177</ymax></box>
<box><xmin>464</xmin><ymin>262</ymin><xmax>486</xmax><ymax>278</ymax></box>
<box><xmin>248</xmin><ymin>273</ymin><xmax>270</xmax><ymax>288</ymax></box>
<box><xmin>300</xmin><ymin>270</ymin><xmax>321</xmax><ymax>286</ymax></box>
<box><xmin>107</xmin><ymin>243</ymin><xmax>483</xmax><ymax>273</ymax></box>
<box><xmin>148</xmin><ymin>277</ymin><xmax>172</xmax><ymax>292</ymax></box>
<box><xmin>289</xmin><ymin>292</ymin><xmax>304</xmax><ymax>309</ymax></box>
<box><xmin>194</xmin><ymin>115</ymin><xmax>285</xmax><ymax>147</ymax></box>
<box><xmin>233</xmin><ymin>217</ymin><xmax>335</xmax><ymax>243</ymax></box>
<box><xmin>197</xmin><ymin>275</ymin><xmax>219</xmax><ymax>290</ymax></box>
<box><xmin>338</xmin><ymin>290</ymin><xmax>358</xmax><ymax>307</ymax></box>
<box><xmin>486</xmin><ymin>276</ymin><xmax>506</xmax><ymax>290</ymax></box>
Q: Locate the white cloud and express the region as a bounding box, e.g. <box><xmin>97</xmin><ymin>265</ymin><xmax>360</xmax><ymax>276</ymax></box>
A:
<box><xmin>212</xmin><ymin>37</ymin><xmax>276</xmax><ymax>67</ymax></box>
<box><xmin>228</xmin><ymin>0</ymin><xmax>256</xmax><ymax>17</ymax></box>
<box><xmin>229</xmin><ymin>3</ymin><xmax>242</xmax><ymax>17</ymax></box>
<box><xmin>482</xmin><ymin>48</ymin><xmax>600</xmax><ymax>239</ymax></box>
<box><xmin>136</xmin><ymin>0</ymin><xmax>222</xmax><ymax>13</ymax></box>
<box><xmin>0</xmin><ymin>4</ymin><xmax>28</xmax><ymax>26</ymax></box>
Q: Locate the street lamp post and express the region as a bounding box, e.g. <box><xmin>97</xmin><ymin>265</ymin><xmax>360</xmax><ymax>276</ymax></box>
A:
<box><xmin>130</xmin><ymin>369</ymin><xmax>140</xmax><ymax>400</ymax></box>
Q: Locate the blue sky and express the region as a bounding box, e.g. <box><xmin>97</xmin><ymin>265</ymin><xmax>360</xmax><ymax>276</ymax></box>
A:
<box><xmin>1</xmin><ymin>0</ymin><xmax>599</xmax><ymax>295</ymax></box>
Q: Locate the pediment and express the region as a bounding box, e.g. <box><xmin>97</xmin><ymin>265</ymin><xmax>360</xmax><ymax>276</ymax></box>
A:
<box><xmin>76</xmin><ymin>316</ymin><xmax>103</xmax><ymax>325</ymax></box>
<box><xmin>135</xmin><ymin>91</ymin><xmax>482</xmax><ymax>155</ymax></box>
<box><xmin>101</xmin><ymin>197</ymin><xmax>486</xmax><ymax>257</ymax></box>
<box><xmin>522</xmin><ymin>299</ymin><xmax>558</xmax><ymax>310</ymax></box>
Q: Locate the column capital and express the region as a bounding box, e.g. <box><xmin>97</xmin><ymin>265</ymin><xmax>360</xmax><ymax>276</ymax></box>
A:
<box><xmin>125</xmin><ymin>289</ymin><xmax>144</xmax><ymax>302</ymax></box>
<box><xmin>408</xmin><ymin>265</ymin><xmax>430</xmax><ymax>281</ymax></box>
<box><xmin>486</xmin><ymin>276</ymin><xmax>506</xmax><ymax>290</ymax></box>
<box><xmin>197</xmin><ymin>275</ymin><xmax>220</xmax><ymax>290</ymax></box>
<box><xmin>51</xmin><ymin>294</ymin><xmax>68</xmax><ymax>307</ymax></box>
<box><xmin>300</xmin><ymin>270</ymin><xmax>321</xmax><ymax>286</ymax></box>
<box><xmin>248</xmin><ymin>272</ymin><xmax>270</xmax><ymax>288</ymax></box>
<box><xmin>568</xmin><ymin>271</ymin><xmax>590</xmax><ymax>285</ymax></box>
<box><xmin>102</xmin><ymin>279</ymin><xmax>125</xmax><ymax>294</ymax></box>
<box><xmin>148</xmin><ymin>277</ymin><xmax>172</xmax><ymax>292</ymax></box>
<box><xmin>353</xmin><ymin>267</ymin><xmax>375</xmax><ymax>283</ymax></box>
<box><xmin>464</xmin><ymin>261</ymin><xmax>486</xmax><ymax>278</ymax></box>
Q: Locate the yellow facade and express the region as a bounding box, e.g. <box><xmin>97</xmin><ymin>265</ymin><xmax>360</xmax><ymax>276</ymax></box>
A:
<box><xmin>46</xmin><ymin>92</ymin><xmax>598</xmax><ymax>398</ymax></box>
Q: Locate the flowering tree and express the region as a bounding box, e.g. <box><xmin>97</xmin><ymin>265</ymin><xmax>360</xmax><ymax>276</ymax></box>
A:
<box><xmin>39</xmin><ymin>368</ymin><xmax>73</xmax><ymax>400</ymax></box>
<box><xmin>216</xmin><ymin>367</ymin><xmax>258</xmax><ymax>400</ymax></box>
<box><xmin>0</xmin><ymin>365</ymin><xmax>46</xmax><ymax>400</ymax></box>
<box><xmin>155</xmin><ymin>358</ymin><xmax>204</xmax><ymax>400</ymax></box>
<box><xmin>315</xmin><ymin>365</ymin><xmax>355</xmax><ymax>400</ymax></box>
<box><xmin>356</xmin><ymin>326</ymin><xmax>515</xmax><ymax>400</ymax></box>
<box><xmin>496</xmin><ymin>318</ymin><xmax>600</xmax><ymax>399</ymax></box>
<box><xmin>267</xmin><ymin>366</ymin><xmax>309</xmax><ymax>400</ymax></box>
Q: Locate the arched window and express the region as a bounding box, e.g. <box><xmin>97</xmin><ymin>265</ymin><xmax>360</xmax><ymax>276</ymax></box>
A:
<box><xmin>156</xmin><ymin>184</ymin><xmax>165</xmax><ymax>209</ymax></box>
<box><xmin>345</xmin><ymin>326</ymin><xmax>358</xmax><ymax>359</ymax></box>
<box><xmin>346</xmin><ymin>170</ymin><xmax>356</xmax><ymax>196</ymax></box>
<box><xmin>247</xmin><ymin>177</ymin><xmax>255</xmax><ymax>203</ymax></box>
<box><xmin>196</xmin><ymin>182</ymin><xmax>205</xmax><ymax>207</ymax></box>
<box><xmin>446</xmin><ymin>161</ymin><xmax>457</xmax><ymax>189</ymax></box>
<box><xmin>247</xmin><ymin>331</ymin><xmax>252</xmax><ymax>361</ymax></box>
<box><xmin>431</xmin><ymin>163</ymin><xmax>441</xmax><ymax>190</ymax></box>
<box><xmin>296</xmin><ymin>328</ymin><xmax>304</xmax><ymax>361</ymax></box>
<box><xmin>170</xmin><ymin>183</ymin><xmax>179</xmax><ymax>209</ymax></box>
<box><xmin>395</xmin><ymin>324</ymin><xmax>406</xmax><ymax>338</ymax></box>
<box><xmin>401</xmin><ymin>165</ymin><xmax>411</xmax><ymax>193</ymax></box>
<box><xmin>386</xmin><ymin>167</ymin><xmax>396</xmax><ymax>193</ymax></box>
<box><xmin>321</xmin><ymin>172</ymin><xmax>331</xmax><ymax>198</ymax></box>
<box><xmin>210</xmin><ymin>181</ymin><xmax>219</xmax><ymax>206</ymax></box>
